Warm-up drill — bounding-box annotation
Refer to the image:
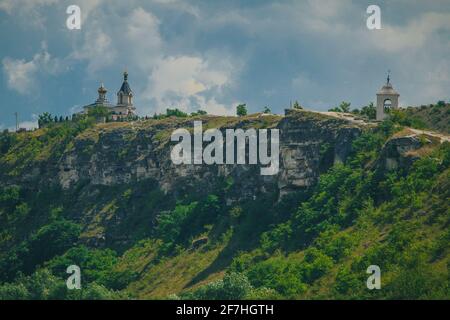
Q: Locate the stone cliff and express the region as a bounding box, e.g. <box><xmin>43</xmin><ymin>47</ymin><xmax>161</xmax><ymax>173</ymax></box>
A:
<box><xmin>57</xmin><ymin>110</ymin><xmax>366</xmax><ymax>201</ymax></box>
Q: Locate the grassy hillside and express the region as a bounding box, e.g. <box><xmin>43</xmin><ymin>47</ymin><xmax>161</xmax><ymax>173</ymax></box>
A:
<box><xmin>0</xmin><ymin>112</ymin><xmax>449</xmax><ymax>300</ymax></box>
<box><xmin>390</xmin><ymin>102</ymin><xmax>450</xmax><ymax>133</ymax></box>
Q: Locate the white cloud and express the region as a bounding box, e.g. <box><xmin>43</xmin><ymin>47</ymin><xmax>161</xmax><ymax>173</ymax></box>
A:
<box><xmin>150</xmin><ymin>0</ymin><xmax>200</xmax><ymax>18</ymax></box>
<box><xmin>2</xmin><ymin>42</ymin><xmax>63</xmax><ymax>95</ymax></box>
<box><xmin>144</xmin><ymin>55</ymin><xmax>235</xmax><ymax>115</ymax></box>
<box><xmin>2</xmin><ymin>57</ymin><xmax>38</xmax><ymax>94</ymax></box>
<box><xmin>3</xmin><ymin>114</ymin><xmax>39</xmax><ymax>131</ymax></box>
<box><xmin>126</xmin><ymin>8</ymin><xmax>163</xmax><ymax>69</ymax></box>
<box><xmin>68</xmin><ymin>5</ymin><xmax>239</xmax><ymax>115</ymax></box>
<box><xmin>0</xmin><ymin>0</ymin><xmax>56</xmax><ymax>13</ymax></box>
<box><xmin>9</xmin><ymin>1</ymin><xmax>449</xmax><ymax>117</ymax></box>
<box><xmin>71</xmin><ymin>29</ymin><xmax>116</xmax><ymax>72</ymax></box>
<box><xmin>16</xmin><ymin>120</ymin><xmax>39</xmax><ymax>131</ymax></box>
<box><xmin>0</xmin><ymin>0</ymin><xmax>58</xmax><ymax>28</ymax></box>
<box><xmin>72</xmin><ymin>7</ymin><xmax>162</xmax><ymax>73</ymax></box>
<box><xmin>75</xmin><ymin>0</ymin><xmax>105</xmax><ymax>22</ymax></box>
<box><xmin>369</xmin><ymin>12</ymin><xmax>450</xmax><ymax>53</ymax></box>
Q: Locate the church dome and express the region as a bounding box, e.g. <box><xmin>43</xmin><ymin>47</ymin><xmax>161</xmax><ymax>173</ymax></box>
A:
<box><xmin>377</xmin><ymin>83</ymin><xmax>399</xmax><ymax>95</ymax></box>
<box><xmin>98</xmin><ymin>83</ymin><xmax>107</xmax><ymax>94</ymax></box>
<box><xmin>377</xmin><ymin>75</ymin><xmax>399</xmax><ymax>96</ymax></box>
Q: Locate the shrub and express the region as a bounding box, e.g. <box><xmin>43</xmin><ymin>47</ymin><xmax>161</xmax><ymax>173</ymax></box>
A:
<box><xmin>236</xmin><ymin>104</ymin><xmax>247</xmax><ymax>117</ymax></box>
<box><xmin>246</xmin><ymin>256</ymin><xmax>307</xmax><ymax>297</ymax></box>
<box><xmin>333</xmin><ymin>266</ymin><xmax>361</xmax><ymax>295</ymax></box>
<box><xmin>26</xmin><ymin>219</ymin><xmax>81</xmax><ymax>272</ymax></box>
<box><xmin>186</xmin><ymin>272</ymin><xmax>253</xmax><ymax>300</ymax></box>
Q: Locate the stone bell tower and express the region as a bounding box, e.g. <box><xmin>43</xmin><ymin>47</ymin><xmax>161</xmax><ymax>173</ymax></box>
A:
<box><xmin>376</xmin><ymin>72</ymin><xmax>400</xmax><ymax>121</ymax></box>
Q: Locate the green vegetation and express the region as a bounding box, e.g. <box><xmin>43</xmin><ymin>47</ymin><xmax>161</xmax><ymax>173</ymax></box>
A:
<box><xmin>0</xmin><ymin>268</ymin><xmax>123</xmax><ymax>300</ymax></box>
<box><xmin>292</xmin><ymin>101</ymin><xmax>303</xmax><ymax>110</ymax></box>
<box><xmin>0</xmin><ymin>109</ymin><xmax>449</xmax><ymax>300</ymax></box>
<box><xmin>236</xmin><ymin>104</ymin><xmax>248</xmax><ymax>117</ymax></box>
<box><xmin>156</xmin><ymin>120</ymin><xmax>449</xmax><ymax>299</ymax></box>
<box><xmin>87</xmin><ymin>106</ymin><xmax>110</xmax><ymax>119</ymax></box>
<box><xmin>153</xmin><ymin>108</ymin><xmax>189</xmax><ymax>119</ymax></box>
<box><xmin>388</xmin><ymin>102</ymin><xmax>450</xmax><ymax>133</ymax></box>
<box><xmin>352</xmin><ymin>102</ymin><xmax>376</xmax><ymax>120</ymax></box>
<box><xmin>263</xmin><ymin>106</ymin><xmax>272</xmax><ymax>114</ymax></box>
<box><xmin>329</xmin><ymin>101</ymin><xmax>351</xmax><ymax>113</ymax></box>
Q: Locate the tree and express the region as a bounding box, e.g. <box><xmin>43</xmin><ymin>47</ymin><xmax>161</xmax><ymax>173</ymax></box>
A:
<box><xmin>26</xmin><ymin>219</ymin><xmax>81</xmax><ymax>273</ymax></box>
<box><xmin>0</xmin><ymin>130</ymin><xmax>16</xmax><ymax>155</ymax></box>
<box><xmin>328</xmin><ymin>101</ymin><xmax>351</xmax><ymax>113</ymax></box>
<box><xmin>263</xmin><ymin>106</ymin><xmax>271</xmax><ymax>114</ymax></box>
<box><xmin>292</xmin><ymin>101</ymin><xmax>303</xmax><ymax>109</ymax></box>
<box><xmin>166</xmin><ymin>108</ymin><xmax>188</xmax><ymax>117</ymax></box>
<box><xmin>87</xmin><ymin>106</ymin><xmax>110</xmax><ymax>119</ymax></box>
<box><xmin>38</xmin><ymin>112</ymin><xmax>53</xmax><ymax>128</ymax></box>
<box><xmin>186</xmin><ymin>272</ymin><xmax>253</xmax><ymax>300</ymax></box>
<box><xmin>339</xmin><ymin>102</ymin><xmax>351</xmax><ymax>113</ymax></box>
<box><xmin>436</xmin><ymin>100</ymin><xmax>446</xmax><ymax>108</ymax></box>
<box><xmin>236</xmin><ymin>104</ymin><xmax>247</xmax><ymax>117</ymax></box>
<box><xmin>191</xmin><ymin>110</ymin><xmax>207</xmax><ymax>116</ymax></box>
<box><xmin>359</xmin><ymin>102</ymin><xmax>376</xmax><ymax>120</ymax></box>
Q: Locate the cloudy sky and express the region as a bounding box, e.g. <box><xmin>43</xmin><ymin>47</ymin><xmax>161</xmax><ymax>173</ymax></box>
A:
<box><xmin>1</xmin><ymin>0</ymin><xmax>449</xmax><ymax>129</ymax></box>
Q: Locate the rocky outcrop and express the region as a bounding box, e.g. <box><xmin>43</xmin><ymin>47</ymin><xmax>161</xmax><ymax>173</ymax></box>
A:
<box><xmin>278</xmin><ymin>110</ymin><xmax>362</xmax><ymax>196</ymax></box>
<box><xmin>376</xmin><ymin>130</ymin><xmax>436</xmax><ymax>172</ymax></box>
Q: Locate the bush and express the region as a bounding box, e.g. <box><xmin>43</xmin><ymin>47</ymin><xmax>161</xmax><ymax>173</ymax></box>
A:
<box><xmin>333</xmin><ymin>266</ymin><xmax>361</xmax><ymax>295</ymax></box>
<box><xmin>155</xmin><ymin>202</ymin><xmax>198</xmax><ymax>254</ymax></box>
<box><xmin>246</xmin><ymin>256</ymin><xmax>307</xmax><ymax>297</ymax></box>
<box><xmin>236</xmin><ymin>104</ymin><xmax>247</xmax><ymax>117</ymax></box>
<box><xmin>82</xmin><ymin>283</ymin><xmax>117</xmax><ymax>300</ymax></box>
<box><xmin>186</xmin><ymin>272</ymin><xmax>253</xmax><ymax>300</ymax></box>
<box><xmin>0</xmin><ymin>268</ymin><xmax>123</xmax><ymax>300</ymax></box>
<box><xmin>301</xmin><ymin>248</ymin><xmax>334</xmax><ymax>283</ymax></box>
<box><xmin>26</xmin><ymin>219</ymin><xmax>81</xmax><ymax>272</ymax></box>
<box><xmin>45</xmin><ymin>246</ymin><xmax>127</xmax><ymax>289</ymax></box>
<box><xmin>386</xmin><ymin>257</ymin><xmax>448</xmax><ymax>299</ymax></box>
<box><xmin>260</xmin><ymin>222</ymin><xmax>292</xmax><ymax>253</ymax></box>
<box><xmin>0</xmin><ymin>282</ymin><xmax>29</xmax><ymax>300</ymax></box>
<box><xmin>166</xmin><ymin>108</ymin><xmax>188</xmax><ymax>118</ymax></box>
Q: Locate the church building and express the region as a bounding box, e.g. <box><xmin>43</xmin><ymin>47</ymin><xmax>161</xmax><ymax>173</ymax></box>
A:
<box><xmin>82</xmin><ymin>72</ymin><xmax>137</xmax><ymax>120</ymax></box>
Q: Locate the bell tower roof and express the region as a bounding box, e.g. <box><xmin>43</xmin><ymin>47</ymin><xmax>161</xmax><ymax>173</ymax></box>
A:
<box><xmin>377</xmin><ymin>71</ymin><xmax>399</xmax><ymax>96</ymax></box>
<box><xmin>118</xmin><ymin>71</ymin><xmax>132</xmax><ymax>95</ymax></box>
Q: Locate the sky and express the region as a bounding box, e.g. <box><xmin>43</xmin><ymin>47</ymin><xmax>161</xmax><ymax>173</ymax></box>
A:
<box><xmin>1</xmin><ymin>0</ymin><xmax>450</xmax><ymax>130</ymax></box>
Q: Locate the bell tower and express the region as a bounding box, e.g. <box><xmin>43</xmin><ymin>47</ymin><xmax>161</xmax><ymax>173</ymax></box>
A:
<box><xmin>376</xmin><ymin>71</ymin><xmax>400</xmax><ymax>121</ymax></box>
<box><xmin>117</xmin><ymin>71</ymin><xmax>133</xmax><ymax>107</ymax></box>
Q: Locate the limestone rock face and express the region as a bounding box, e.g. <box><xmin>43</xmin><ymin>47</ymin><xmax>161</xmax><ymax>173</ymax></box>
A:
<box><xmin>277</xmin><ymin>111</ymin><xmax>361</xmax><ymax>196</ymax></box>
<box><xmin>57</xmin><ymin>110</ymin><xmax>364</xmax><ymax>201</ymax></box>
<box><xmin>377</xmin><ymin>132</ymin><xmax>430</xmax><ymax>171</ymax></box>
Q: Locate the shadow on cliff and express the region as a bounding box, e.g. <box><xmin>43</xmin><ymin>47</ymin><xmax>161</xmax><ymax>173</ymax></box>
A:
<box><xmin>184</xmin><ymin>225</ymin><xmax>260</xmax><ymax>288</ymax></box>
<box><xmin>184</xmin><ymin>191</ymin><xmax>307</xmax><ymax>288</ymax></box>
